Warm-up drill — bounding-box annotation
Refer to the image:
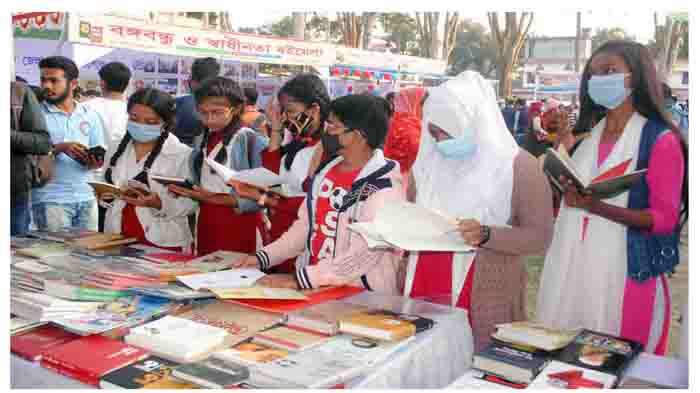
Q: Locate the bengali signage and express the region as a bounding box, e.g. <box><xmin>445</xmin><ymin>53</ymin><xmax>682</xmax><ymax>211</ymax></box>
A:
<box><xmin>13</xmin><ymin>12</ymin><xmax>65</xmax><ymax>40</ymax></box>
<box><xmin>68</xmin><ymin>13</ymin><xmax>336</xmax><ymax>67</ymax></box>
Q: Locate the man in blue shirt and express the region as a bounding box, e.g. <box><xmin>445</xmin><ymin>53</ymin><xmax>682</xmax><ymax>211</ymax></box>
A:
<box><xmin>174</xmin><ymin>57</ymin><xmax>220</xmax><ymax>146</ymax></box>
<box><xmin>32</xmin><ymin>56</ymin><xmax>105</xmax><ymax>232</ymax></box>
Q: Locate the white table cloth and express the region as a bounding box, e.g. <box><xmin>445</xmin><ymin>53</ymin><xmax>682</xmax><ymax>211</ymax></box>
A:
<box><xmin>11</xmin><ymin>291</ymin><xmax>474</xmax><ymax>389</ymax></box>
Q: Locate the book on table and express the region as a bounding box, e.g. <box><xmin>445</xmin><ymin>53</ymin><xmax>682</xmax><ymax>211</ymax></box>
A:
<box><xmin>554</xmin><ymin>329</ymin><xmax>643</xmax><ymax>383</ymax></box>
<box><xmin>543</xmin><ymin>145</ymin><xmax>647</xmax><ymax>199</ymax></box>
<box><xmin>224</xmin><ymin>285</ymin><xmax>365</xmax><ymax>314</ymax></box>
<box><xmin>99</xmin><ymin>355</ymin><xmax>200</xmax><ymax>389</ymax></box>
<box><xmin>125</xmin><ymin>315</ymin><xmax>229</xmax><ymax>364</ymax></box>
<box><xmin>493</xmin><ymin>321</ymin><xmax>579</xmax><ymax>351</ymax></box>
<box><xmin>472</xmin><ymin>342</ymin><xmax>549</xmax><ymax>384</ymax></box>
<box><xmin>448</xmin><ymin>369</ymin><xmax>527</xmax><ymax>389</ymax></box>
<box><xmin>528</xmin><ymin>360</ymin><xmax>617</xmax><ymax>389</ymax></box>
<box><xmin>10</xmin><ymin>315</ymin><xmax>47</xmax><ymax>335</ymax></box>
<box><xmin>40</xmin><ymin>334</ymin><xmax>149</xmax><ymax>387</ymax></box>
<box><xmin>210</xmin><ymin>286</ymin><xmax>307</xmax><ymax>300</ymax></box>
<box><xmin>128</xmin><ymin>283</ymin><xmax>216</xmax><ymax>301</ymax></box>
<box><xmin>176</xmin><ymin>269</ymin><xmax>266</xmax><ymax>291</ymax></box>
<box><xmin>212</xmin><ymin>338</ymin><xmax>289</xmax><ymax>366</ymax></box>
<box><xmin>339</xmin><ymin>309</ymin><xmax>435</xmax><ymax>342</ymax></box>
<box><xmin>285</xmin><ymin>300</ymin><xmax>372</xmax><ymax>335</ymax></box>
<box><xmin>348</xmin><ymin>200</ymin><xmax>476</xmax><ymax>252</ymax></box>
<box><xmin>186</xmin><ymin>250</ymin><xmax>249</xmax><ymax>272</ymax></box>
<box><xmin>177</xmin><ymin>301</ymin><xmax>283</xmax><ymax>348</ymax></box>
<box><xmin>14</xmin><ymin>242</ymin><xmax>74</xmax><ymax>260</ymax></box>
<box><xmin>252</xmin><ymin>334</ymin><xmax>415</xmax><ymax>388</ymax></box>
<box><xmin>252</xmin><ymin>324</ymin><xmax>333</xmax><ymax>352</ymax></box>
<box><xmin>27</xmin><ymin>228</ymin><xmax>99</xmax><ymax>243</ymax></box>
<box><xmin>142</xmin><ymin>252</ymin><xmax>196</xmax><ymax>264</ymax></box>
<box><xmin>618</xmin><ymin>352</ymin><xmax>688</xmax><ymax>389</ymax></box>
<box><xmin>11</xmin><ymin>324</ymin><xmax>81</xmax><ymax>362</ymax></box>
<box><xmin>171</xmin><ymin>357</ymin><xmax>250</xmax><ymax>389</ymax></box>
<box><xmin>66</xmin><ymin>232</ymin><xmax>139</xmax><ymax>250</ymax></box>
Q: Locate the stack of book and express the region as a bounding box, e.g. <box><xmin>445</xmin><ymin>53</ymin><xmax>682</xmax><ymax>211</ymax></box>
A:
<box><xmin>171</xmin><ymin>357</ymin><xmax>250</xmax><ymax>389</ymax></box>
<box><xmin>286</xmin><ymin>300</ymin><xmax>371</xmax><ymax>335</ymax></box>
<box><xmin>11</xmin><ymin>324</ymin><xmax>80</xmax><ymax>362</ymax></box>
<box><xmin>338</xmin><ymin>309</ymin><xmax>435</xmax><ymax>341</ymax></box>
<box><xmin>10</xmin><ymin>315</ymin><xmax>47</xmax><ymax>335</ymax></box>
<box><xmin>10</xmin><ymin>290</ymin><xmax>104</xmax><ymax>321</ymax></box>
<box><xmin>99</xmin><ymin>355</ymin><xmax>200</xmax><ymax>389</ymax></box>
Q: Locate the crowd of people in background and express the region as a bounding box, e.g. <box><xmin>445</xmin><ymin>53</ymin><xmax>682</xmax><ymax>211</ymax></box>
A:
<box><xmin>10</xmin><ymin>39</ymin><xmax>688</xmax><ymax>354</ymax></box>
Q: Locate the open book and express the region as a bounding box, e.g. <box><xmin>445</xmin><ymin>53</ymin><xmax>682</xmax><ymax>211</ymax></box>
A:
<box><xmin>348</xmin><ymin>200</ymin><xmax>475</xmax><ymax>252</ymax></box>
<box><xmin>87</xmin><ymin>182</ymin><xmax>141</xmax><ymax>200</ymax></box>
<box><xmin>150</xmin><ymin>175</ymin><xmax>193</xmax><ymax>189</ymax></box>
<box><xmin>543</xmin><ymin>145</ymin><xmax>647</xmax><ymax>200</ymax></box>
<box><xmin>205</xmin><ymin>157</ymin><xmax>304</xmax><ymax>197</ymax></box>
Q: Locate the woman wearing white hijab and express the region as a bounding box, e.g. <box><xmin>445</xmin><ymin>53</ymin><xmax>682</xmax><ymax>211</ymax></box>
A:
<box><xmin>404</xmin><ymin>71</ymin><xmax>554</xmax><ymax>350</ymax></box>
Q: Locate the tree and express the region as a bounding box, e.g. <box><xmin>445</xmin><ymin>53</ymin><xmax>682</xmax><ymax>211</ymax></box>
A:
<box><xmin>336</xmin><ymin>12</ymin><xmax>370</xmax><ymax>48</ymax></box>
<box><xmin>487</xmin><ymin>12</ymin><xmax>534</xmax><ymax>97</ymax></box>
<box><xmin>306</xmin><ymin>13</ymin><xmax>342</xmax><ymax>42</ymax></box>
<box><xmin>268</xmin><ymin>16</ymin><xmax>294</xmax><ymax>37</ymax></box>
<box><xmin>292</xmin><ymin>12</ymin><xmax>305</xmax><ymax>40</ymax></box>
<box><xmin>591</xmin><ymin>27</ymin><xmax>635</xmax><ymax>52</ymax></box>
<box><xmin>415</xmin><ymin>12</ymin><xmax>460</xmax><ymax>60</ymax></box>
<box><xmin>378</xmin><ymin>13</ymin><xmax>420</xmax><ymax>55</ymax></box>
<box><xmin>448</xmin><ymin>20</ymin><xmax>498</xmax><ymax>77</ymax></box>
<box><xmin>650</xmin><ymin>12</ymin><xmax>688</xmax><ymax>81</ymax></box>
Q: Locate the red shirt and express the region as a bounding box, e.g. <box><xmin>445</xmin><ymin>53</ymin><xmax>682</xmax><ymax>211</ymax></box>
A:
<box><xmin>309</xmin><ymin>165</ymin><xmax>361</xmax><ymax>265</ymax></box>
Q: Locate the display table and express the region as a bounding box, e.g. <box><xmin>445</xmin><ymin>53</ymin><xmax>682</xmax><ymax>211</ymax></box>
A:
<box><xmin>11</xmin><ymin>291</ymin><xmax>474</xmax><ymax>389</ymax></box>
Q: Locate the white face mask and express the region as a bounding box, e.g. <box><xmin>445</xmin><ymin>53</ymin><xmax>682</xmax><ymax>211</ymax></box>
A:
<box><xmin>127</xmin><ymin>121</ymin><xmax>163</xmax><ymax>143</ymax></box>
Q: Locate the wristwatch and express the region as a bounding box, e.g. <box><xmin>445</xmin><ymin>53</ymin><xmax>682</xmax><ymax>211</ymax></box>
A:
<box><xmin>478</xmin><ymin>225</ymin><xmax>491</xmax><ymax>247</ymax></box>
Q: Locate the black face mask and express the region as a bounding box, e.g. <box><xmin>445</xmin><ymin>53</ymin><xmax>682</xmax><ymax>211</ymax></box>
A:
<box><xmin>321</xmin><ymin>132</ymin><xmax>343</xmax><ymax>156</ymax></box>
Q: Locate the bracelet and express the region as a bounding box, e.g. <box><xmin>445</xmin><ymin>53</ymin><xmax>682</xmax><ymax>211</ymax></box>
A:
<box><xmin>478</xmin><ymin>225</ymin><xmax>491</xmax><ymax>247</ymax></box>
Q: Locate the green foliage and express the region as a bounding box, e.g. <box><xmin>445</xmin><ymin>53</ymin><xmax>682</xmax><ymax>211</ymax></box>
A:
<box><xmin>448</xmin><ymin>20</ymin><xmax>498</xmax><ymax>77</ymax></box>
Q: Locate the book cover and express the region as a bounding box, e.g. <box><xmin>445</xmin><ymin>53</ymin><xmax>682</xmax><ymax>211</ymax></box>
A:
<box><xmin>187</xmin><ymin>251</ymin><xmax>249</xmax><ymax>273</ymax></box>
<box><xmin>178</xmin><ymin>301</ymin><xmax>282</xmax><ymax>347</ymax></box>
<box><xmin>68</xmin><ymin>233</ymin><xmax>139</xmax><ymax>251</ymax></box>
<box><xmin>529</xmin><ymin>360</ymin><xmax>617</xmax><ymax>389</ymax></box>
<box><xmin>253</xmin><ymin>324</ymin><xmax>332</xmax><ymax>352</ymax></box>
<box><xmin>11</xmin><ymin>324</ymin><xmax>81</xmax><ymax>362</ymax></box>
<box><xmin>143</xmin><ymin>252</ymin><xmax>196</xmax><ymax>264</ymax></box>
<box><xmin>172</xmin><ymin>358</ymin><xmax>250</xmax><ymax>389</ymax></box>
<box><xmin>125</xmin><ymin>315</ymin><xmax>228</xmax><ymax>363</ymax></box>
<box><xmin>556</xmin><ymin>329</ymin><xmax>643</xmax><ymax>378</ymax></box>
<box><xmin>28</xmin><ymin>228</ymin><xmax>98</xmax><ymax>243</ymax></box>
<box><xmin>211</xmin><ymin>287</ymin><xmax>306</xmax><ymax>300</ymax></box>
<box><xmin>213</xmin><ymin>339</ymin><xmax>289</xmax><ymax>366</ymax></box>
<box><xmin>339</xmin><ymin>309</ymin><xmax>434</xmax><ymax>341</ymax></box>
<box><xmin>494</xmin><ymin>321</ymin><xmax>578</xmax><ymax>351</ymax></box>
<box><xmin>15</xmin><ymin>242</ymin><xmax>73</xmax><ymax>259</ymax></box>
<box><xmin>286</xmin><ymin>300</ymin><xmax>372</xmax><ymax>335</ymax></box>
<box><xmin>99</xmin><ymin>355</ymin><xmax>200</xmax><ymax>389</ymax></box>
<box><xmin>178</xmin><ymin>269</ymin><xmax>266</xmax><ymax>291</ymax></box>
<box><xmin>473</xmin><ymin>342</ymin><xmax>549</xmax><ymax>384</ymax></box>
<box><xmin>225</xmin><ymin>285</ymin><xmax>365</xmax><ymax>314</ymax></box>
<box><xmin>128</xmin><ymin>283</ymin><xmax>216</xmax><ymax>300</ymax></box>
<box><xmin>41</xmin><ymin>335</ymin><xmax>149</xmax><ymax>386</ymax></box>
<box><xmin>84</xmin><ymin>246</ymin><xmax>146</xmax><ymax>258</ymax></box>
<box><xmin>150</xmin><ymin>175</ymin><xmax>192</xmax><ymax>189</ymax></box>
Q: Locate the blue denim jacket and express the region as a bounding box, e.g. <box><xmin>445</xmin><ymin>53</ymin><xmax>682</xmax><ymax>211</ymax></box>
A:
<box><xmin>626</xmin><ymin>119</ymin><xmax>681</xmax><ymax>282</ymax></box>
<box><xmin>188</xmin><ymin>128</ymin><xmax>269</xmax><ymax>214</ymax></box>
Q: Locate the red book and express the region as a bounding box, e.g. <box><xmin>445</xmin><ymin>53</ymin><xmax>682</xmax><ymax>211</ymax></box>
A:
<box><xmin>591</xmin><ymin>159</ymin><xmax>632</xmax><ymax>184</ymax></box>
<box><xmin>11</xmin><ymin>325</ymin><xmax>80</xmax><ymax>362</ymax></box>
<box><xmin>225</xmin><ymin>286</ymin><xmax>365</xmax><ymax>314</ymax></box>
<box><xmin>40</xmin><ymin>335</ymin><xmax>149</xmax><ymax>386</ymax></box>
<box><xmin>143</xmin><ymin>252</ymin><xmax>196</xmax><ymax>264</ymax></box>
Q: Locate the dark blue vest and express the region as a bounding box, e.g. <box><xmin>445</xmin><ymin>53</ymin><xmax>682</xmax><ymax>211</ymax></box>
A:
<box><xmin>626</xmin><ymin>119</ymin><xmax>681</xmax><ymax>282</ymax></box>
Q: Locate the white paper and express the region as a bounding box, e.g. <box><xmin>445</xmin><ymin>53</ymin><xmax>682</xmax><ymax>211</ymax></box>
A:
<box><xmin>205</xmin><ymin>157</ymin><xmax>288</xmax><ymax>188</ymax></box>
<box><xmin>348</xmin><ymin>201</ymin><xmax>476</xmax><ymax>252</ymax></box>
<box><xmin>176</xmin><ymin>269</ymin><xmax>266</xmax><ymax>291</ymax></box>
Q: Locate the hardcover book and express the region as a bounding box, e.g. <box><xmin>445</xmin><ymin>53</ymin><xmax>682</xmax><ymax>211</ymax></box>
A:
<box><xmin>556</xmin><ymin>329</ymin><xmax>643</xmax><ymax>378</ymax></box>
<box><xmin>99</xmin><ymin>355</ymin><xmax>200</xmax><ymax>389</ymax></box>
<box><xmin>171</xmin><ymin>358</ymin><xmax>250</xmax><ymax>389</ymax></box>
<box><xmin>339</xmin><ymin>309</ymin><xmax>435</xmax><ymax>341</ymax></box>
<box><xmin>473</xmin><ymin>342</ymin><xmax>549</xmax><ymax>384</ymax></box>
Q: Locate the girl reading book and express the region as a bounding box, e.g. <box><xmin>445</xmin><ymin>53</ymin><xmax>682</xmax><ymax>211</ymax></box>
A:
<box><xmin>535</xmin><ymin>41</ymin><xmax>688</xmax><ymax>355</ymax></box>
<box><xmin>234</xmin><ymin>95</ymin><xmax>404</xmax><ymax>294</ymax></box>
<box><xmin>228</xmin><ymin>74</ymin><xmax>331</xmax><ymax>273</ymax></box>
<box><xmin>168</xmin><ymin>77</ymin><xmax>269</xmax><ymax>255</ymax></box>
<box><xmin>101</xmin><ymin>88</ymin><xmax>195</xmax><ymax>252</ymax></box>
<box><xmin>404</xmin><ymin>71</ymin><xmax>554</xmax><ymax>351</ymax></box>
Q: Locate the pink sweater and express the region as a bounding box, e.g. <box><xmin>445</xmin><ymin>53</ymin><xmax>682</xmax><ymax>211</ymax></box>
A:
<box><xmin>256</xmin><ymin>152</ymin><xmax>406</xmax><ymax>295</ymax></box>
<box><xmin>598</xmin><ymin>131</ymin><xmax>684</xmax><ymax>234</ymax></box>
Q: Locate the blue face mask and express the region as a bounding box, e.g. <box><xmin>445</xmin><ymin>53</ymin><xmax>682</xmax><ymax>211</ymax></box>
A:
<box><xmin>587</xmin><ymin>73</ymin><xmax>632</xmax><ymax>110</ymax></box>
<box><xmin>127</xmin><ymin>121</ymin><xmax>163</xmax><ymax>143</ymax></box>
<box><xmin>435</xmin><ymin>134</ymin><xmax>477</xmax><ymax>160</ymax></box>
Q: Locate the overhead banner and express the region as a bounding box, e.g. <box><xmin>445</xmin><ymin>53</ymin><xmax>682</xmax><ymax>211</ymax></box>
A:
<box><xmin>68</xmin><ymin>13</ymin><xmax>336</xmax><ymax>67</ymax></box>
<box><xmin>13</xmin><ymin>12</ymin><xmax>66</xmax><ymax>40</ymax></box>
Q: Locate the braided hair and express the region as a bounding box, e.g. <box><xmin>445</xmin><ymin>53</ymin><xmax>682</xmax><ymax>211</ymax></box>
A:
<box><xmin>192</xmin><ymin>77</ymin><xmax>246</xmax><ymax>174</ymax></box>
<box><xmin>278</xmin><ymin>73</ymin><xmax>331</xmax><ymax>170</ymax></box>
<box><xmin>105</xmin><ymin>88</ymin><xmax>175</xmax><ymax>185</ymax></box>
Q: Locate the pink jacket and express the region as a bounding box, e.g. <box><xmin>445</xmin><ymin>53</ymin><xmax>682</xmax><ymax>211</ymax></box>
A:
<box><xmin>256</xmin><ymin>150</ymin><xmax>405</xmax><ymax>295</ymax></box>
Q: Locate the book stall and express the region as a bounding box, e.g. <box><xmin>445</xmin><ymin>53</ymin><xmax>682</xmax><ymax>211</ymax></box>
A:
<box><xmin>10</xmin><ymin>230</ymin><xmax>474</xmax><ymax>389</ymax></box>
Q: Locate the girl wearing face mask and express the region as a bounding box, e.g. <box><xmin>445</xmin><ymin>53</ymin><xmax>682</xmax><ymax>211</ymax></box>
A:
<box><xmin>404</xmin><ymin>71</ymin><xmax>554</xmax><ymax>351</ymax></box>
<box><xmin>536</xmin><ymin>41</ymin><xmax>688</xmax><ymax>355</ymax></box>
<box><xmin>101</xmin><ymin>88</ymin><xmax>196</xmax><ymax>252</ymax></box>
<box><xmin>168</xmin><ymin>77</ymin><xmax>269</xmax><ymax>256</ymax></box>
<box><xmin>228</xmin><ymin>74</ymin><xmax>331</xmax><ymax>273</ymax></box>
<box><xmin>232</xmin><ymin>95</ymin><xmax>405</xmax><ymax>293</ymax></box>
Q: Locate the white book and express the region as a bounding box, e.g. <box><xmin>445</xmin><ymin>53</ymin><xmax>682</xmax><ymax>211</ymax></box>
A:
<box><xmin>176</xmin><ymin>269</ymin><xmax>266</xmax><ymax>291</ymax></box>
<box><xmin>348</xmin><ymin>200</ymin><xmax>476</xmax><ymax>252</ymax></box>
<box><xmin>206</xmin><ymin>157</ymin><xmax>285</xmax><ymax>188</ymax></box>
<box><xmin>12</xmin><ymin>260</ymin><xmax>54</xmax><ymax>274</ymax></box>
<box><xmin>254</xmin><ymin>334</ymin><xmax>414</xmax><ymax>388</ymax></box>
<box><xmin>125</xmin><ymin>316</ymin><xmax>228</xmax><ymax>363</ymax></box>
<box><xmin>528</xmin><ymin>360</ymin><xmax>617</xmax><ymax>389</ymax></box>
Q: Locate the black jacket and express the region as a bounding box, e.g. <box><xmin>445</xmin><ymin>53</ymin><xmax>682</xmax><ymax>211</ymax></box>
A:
<box><xmin>11</xmin><ymin>82</ymin><xmax>52</xmax><ymax>205</ymax></box>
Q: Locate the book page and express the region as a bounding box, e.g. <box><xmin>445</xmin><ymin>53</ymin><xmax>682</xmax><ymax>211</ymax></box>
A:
<box><xmin>176</xmin><ymin>269</ymin><xmax>266</xmax><ymax>291</ymax></box>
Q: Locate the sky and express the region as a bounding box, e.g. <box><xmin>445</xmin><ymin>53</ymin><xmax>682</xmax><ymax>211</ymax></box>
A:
<box><xmin>225</xmin><ymin>10</ymin><xmax>659</xmax><ymax>44</ymax></box>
